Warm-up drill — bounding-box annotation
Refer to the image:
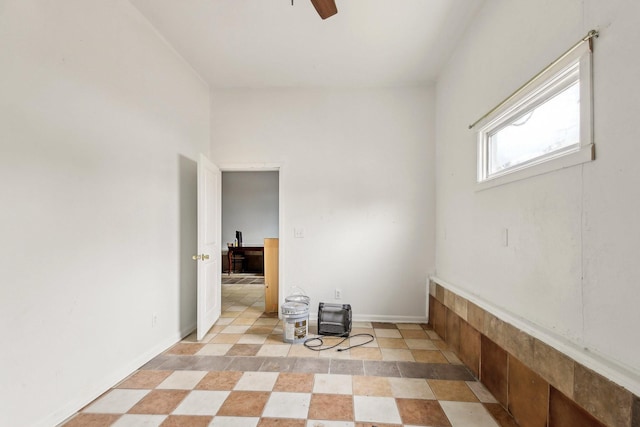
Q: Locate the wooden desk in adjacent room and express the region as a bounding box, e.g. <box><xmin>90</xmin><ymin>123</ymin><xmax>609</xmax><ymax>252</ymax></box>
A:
<box><xmin>226</xmin><ymin>245</ymin><xmax>264</xmax><ymax>275</ymax></box>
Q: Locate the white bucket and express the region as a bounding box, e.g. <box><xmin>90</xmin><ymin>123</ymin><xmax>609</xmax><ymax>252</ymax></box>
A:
<box><xmin>282</xmin><ymin>301</ymin><xmax>309</xmax><ymax>344</ymax></box>
<box><xmin>285</xmin><ymin>294</ymin><xmax>310</xmax><ymax>306</ymax></box>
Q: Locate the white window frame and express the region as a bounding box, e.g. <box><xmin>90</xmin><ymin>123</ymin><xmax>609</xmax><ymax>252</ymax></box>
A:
<box><xmin>475</xmin><ymin>41</ymin><xmax>594</xmax><ymax>190</ymax></box>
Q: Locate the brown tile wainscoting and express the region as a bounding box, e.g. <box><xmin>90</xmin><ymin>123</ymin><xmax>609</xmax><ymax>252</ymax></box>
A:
<box><xmin>428</xmin><ymin>279</ymin><xmax>640</xmax><ymax>427</ymax></box>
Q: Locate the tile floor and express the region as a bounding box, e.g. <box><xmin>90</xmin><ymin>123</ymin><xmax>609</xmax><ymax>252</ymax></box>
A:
<box><xmin>61</xmin><ymin>276</ymin><xmax>518</xmax><ymax>427</ymax></box>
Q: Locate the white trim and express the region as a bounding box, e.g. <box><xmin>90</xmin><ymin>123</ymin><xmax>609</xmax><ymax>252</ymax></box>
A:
<box><xmin>217</xmin><ymin>162</ymin><xmax>281</xmax><ymax>172</ymax></box>
<box><xmin>430</xmin><ymin>275</ymin><xmax>640</xmax><ymax>397</ymax></box>
<box><xmin>476</xmin><ymin>143</ymin><xmax>594</xmax><ymax>191</ymax></box>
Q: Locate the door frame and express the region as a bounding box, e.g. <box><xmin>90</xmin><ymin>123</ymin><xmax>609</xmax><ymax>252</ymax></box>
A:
<box><xmin>219</xmin><ymin>162</ymin><xmax>284</xmax><ymax>316</ymax></box>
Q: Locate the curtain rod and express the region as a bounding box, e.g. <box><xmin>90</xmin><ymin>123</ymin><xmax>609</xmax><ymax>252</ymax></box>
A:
<box><xmin>468</xmin><ymin>29</ymin><xmax>599</xmax><ymax>130</ymax></box>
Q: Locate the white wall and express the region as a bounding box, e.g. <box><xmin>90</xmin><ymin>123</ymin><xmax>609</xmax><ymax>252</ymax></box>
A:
<box><xmin>435</xmin><ymin>0</ymin><xmax>640</xmax><ymax>394</ymax></box>
<box><xmin>0</xmin><ymin>1</ymin><xmax>209</xmax><ymax>425</ymax></box>
<box><xmin>222</xmin><ymin>171</ymin><xmax>279</xmax><ymax>249</ymax></box>
<box><xmin>211</xmin><ymin>87</ymin><xmax>435</xmax><ymax>320</ymax></box>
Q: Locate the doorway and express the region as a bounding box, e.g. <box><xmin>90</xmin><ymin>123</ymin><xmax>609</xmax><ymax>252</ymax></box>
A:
<box><xmin>220</xmin><ymin>166</ymin><xmax>282</xmax><ymax>317</ymax></box>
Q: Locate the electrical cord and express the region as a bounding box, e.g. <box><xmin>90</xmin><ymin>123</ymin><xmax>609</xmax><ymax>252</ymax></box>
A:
<box><xmin>303</xmin><ymin>333</ymin><xmax>375</xmax><ymax>352</ymax></box>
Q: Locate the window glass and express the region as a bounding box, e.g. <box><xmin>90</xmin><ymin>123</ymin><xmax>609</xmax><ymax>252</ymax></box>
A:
<box><xmin>488</xmin><ymin>81</ymin><xmax>580</xmax><ymax>176</ymax></box>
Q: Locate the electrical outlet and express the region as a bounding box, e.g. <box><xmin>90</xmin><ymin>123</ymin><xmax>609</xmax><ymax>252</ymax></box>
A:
<box><xmin>335</xmin><ymin>289</ymin><xmax>342</xmax><ymax>299</ymax></box>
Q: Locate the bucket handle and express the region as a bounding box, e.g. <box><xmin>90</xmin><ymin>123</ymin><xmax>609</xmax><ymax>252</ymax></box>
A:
<box><xmin>288</xmin><ymin>286</ymin><xmax>307</xmax><ymax>297</ymax></box>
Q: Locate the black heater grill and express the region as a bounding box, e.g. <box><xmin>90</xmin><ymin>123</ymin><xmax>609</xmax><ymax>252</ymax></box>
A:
<box><xmin>317</xmin><ymin>303</ymin><xmax>352</xmax><ymax>337</ymax></box>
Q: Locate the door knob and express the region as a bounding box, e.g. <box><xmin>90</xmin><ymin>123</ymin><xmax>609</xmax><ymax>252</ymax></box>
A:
<box><xmin>192</xmin><ymin>254</ymin><xmax>210</xmax><ymax>261</ymax></box>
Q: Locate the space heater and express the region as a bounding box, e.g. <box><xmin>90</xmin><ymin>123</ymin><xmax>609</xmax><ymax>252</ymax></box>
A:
<box><xmin>317</xmin><ymin>303</ymin><xmax>352</xmax><ymax>337</ymax></box>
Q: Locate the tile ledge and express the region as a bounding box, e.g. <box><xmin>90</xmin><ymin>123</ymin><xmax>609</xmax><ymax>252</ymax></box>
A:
<box><xmin>429</xmin><ymin>275</ymin><xmax>640</xmax><ymax>398</ymax></box>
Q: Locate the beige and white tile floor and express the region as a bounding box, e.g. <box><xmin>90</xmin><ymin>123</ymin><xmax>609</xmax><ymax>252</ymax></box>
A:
<box><xmin>61</xmin><ymin>276</ymin><xmax>519</xmax><ymax>427</ymax></box>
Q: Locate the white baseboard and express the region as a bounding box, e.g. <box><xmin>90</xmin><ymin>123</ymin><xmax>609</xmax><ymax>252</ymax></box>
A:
<box><xmin>353</xmin><ymin>314</ymin><xmax>428</xmax><ymax>324</ymax></box>
<box><xmin>48</xmin><ymin>323</ymin><xmax>195</xmax><ymax>427</ymax></box>
<box><xmin>308</xmin><ymin>312</ymin><xmax>427</xmax><ymax>324</ymax></box>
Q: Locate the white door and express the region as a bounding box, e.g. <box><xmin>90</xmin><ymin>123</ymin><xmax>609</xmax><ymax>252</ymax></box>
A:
<box><xmin>195</xmin><ymin>154</ymin><xmax>221</xmax><ymax>340</ymax></box>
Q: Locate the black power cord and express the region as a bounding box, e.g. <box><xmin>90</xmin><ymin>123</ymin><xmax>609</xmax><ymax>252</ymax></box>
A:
<box><xmin>303</xmin><ymin>333</ymin><xmax>375</xmax><ymax>352</ymax></box>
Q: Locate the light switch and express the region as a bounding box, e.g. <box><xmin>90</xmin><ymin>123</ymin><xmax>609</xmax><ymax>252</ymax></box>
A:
<box><xmin>294</xmin><ymin>227</ymin><xmax>305</xmax><ymax>238</ymax></box>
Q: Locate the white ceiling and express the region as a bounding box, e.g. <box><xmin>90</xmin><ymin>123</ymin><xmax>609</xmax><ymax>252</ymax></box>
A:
<box><xmin>130</xmin><ymin>0</ymin><xmax>483</xmax><ymax>89</ymax></box>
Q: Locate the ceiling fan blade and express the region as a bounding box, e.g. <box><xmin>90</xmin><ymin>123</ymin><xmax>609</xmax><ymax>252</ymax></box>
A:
<box><xmin>310</xmin><ymin>0</ymin><xmax>338</xmax><ymax>19</ymax></box>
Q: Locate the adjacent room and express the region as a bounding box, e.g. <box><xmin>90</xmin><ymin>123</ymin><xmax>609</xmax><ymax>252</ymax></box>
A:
<box><xmin>1</xmin><ymin>1</ymin><xmax>639</xmax><ymax>426</ymax></box>
<box><xmin>221</xmin><ymin>170</ymin><xmax>279</xmax><ymax>316</ymax></box>
<box><xmin>221</xmin><ymin>170</ymin><xmax>279</xmax><ymax>275</ymax></box>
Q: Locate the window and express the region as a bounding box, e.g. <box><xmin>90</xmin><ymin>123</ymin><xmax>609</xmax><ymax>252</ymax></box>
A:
<box><xmin>475</xmin><ymin>39</ymin><xmax>594</xmax><ymax>188</ymax></box>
